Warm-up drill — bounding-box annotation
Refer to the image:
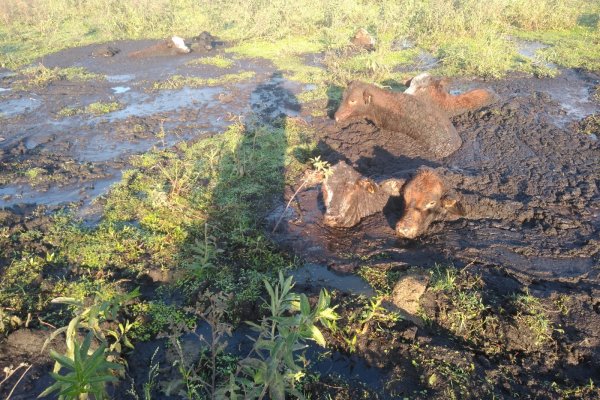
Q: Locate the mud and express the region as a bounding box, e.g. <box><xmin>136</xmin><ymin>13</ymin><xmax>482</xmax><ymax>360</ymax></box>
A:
<box><xmin>274</xmin><ymin>69</ymin><xmax>600</xmax><ymax>280</ymax></box>
<box><xmin>1</xmin><ymin>37</ymin><xmax>600</xmax><ymax>399</ymax></box>
<box><xmin>0</xmin><ymin>40</ymin><xmax>308</xmax><ymax>208</ymax></box>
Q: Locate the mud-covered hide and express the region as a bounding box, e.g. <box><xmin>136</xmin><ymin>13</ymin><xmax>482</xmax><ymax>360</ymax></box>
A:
<box><xmin>351</xmin><ymin>28</ymin><xmax>376</xmax><ymax>51</ymax></box>
<box><xmin>404</xmin><ymin>72</ymin><xmax>500</xmax><ymax>117</ymax></box>
<box><xmin>334</xmin><ymin>81</ymin><xmax>462</xmax><ymax>158</ymax></box>
<box><xmin>127</xmin><ymin>36</ymin><xmax>190</xmax><ymax>58</ymax></box>
<box><xmin>396</xmin><ymin>168</ymin><xmax>465</xmax><ymax>239</ymax></box>
<box><xmin>188</xmin><ymin>31</ymin><xmax>223</xmax><ymax>52</ymax></box>
<box><xmin>322</xmin><ymin>161</ymin><xmax>404</xmax><ymax>228</ymax></box>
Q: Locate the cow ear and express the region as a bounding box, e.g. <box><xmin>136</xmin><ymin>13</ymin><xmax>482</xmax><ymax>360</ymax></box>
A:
<box><xmin>380</xmin><ymin>178</ymin><xmax>405</xmax><ymax>196</ymax></box>
<box><xmin>438</xmin><ymin>78</ymin><xmax>450</xmax><ymax>89</ymax></box>
<box><xmin>403</xmin><ymin>77</ymin><xmax>413</xmax><ymax>87</ymax></box>
<box><xmin>442</xmin><ymin>195</ymin><xmax>465</xmax><ymax>216</ymax></box>
<box><xmin>363</xmin><ymin>88</ymin><xmax>373</xmax><ymax>105</ymax></box>
<box><xmin>357</xmin><ymin>178</ymin><xmax>377</xmax><ymax>193</ymax></box>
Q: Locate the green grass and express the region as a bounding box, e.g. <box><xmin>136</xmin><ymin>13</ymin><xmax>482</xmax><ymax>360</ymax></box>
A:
<box><xmin>58</xmin><ymin>101</ymin><xmax>122</xmax><ymax>117</ymax></box>
<box><xmin>186</xmin><ymin>55</ymin><xmax>234</xmax><ymax>68</ymax></box>
<box><xmin>1</xmin><ymin>0</ymin><xmax>599</xmax><ymax>78</ymax></box>
<box><xmin>515</xmin><ymin>27</ymin><xmax>600</xmax><ymax>71</ymax></box>
<box><xmin>151</xmin><ymin>71</ymin><xmax>255</xmax><ymax>90</ymax></box>
<box><xmin>13</xmin><ymin>65</ymin><xmax>103</xmax><ymax>90</ymax></box>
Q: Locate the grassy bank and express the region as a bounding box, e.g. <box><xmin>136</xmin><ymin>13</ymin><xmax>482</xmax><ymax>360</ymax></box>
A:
<box><xmin>1</xmin><ymin>0</ymin><xmax>599</xmax><ymax>78</ymax></box>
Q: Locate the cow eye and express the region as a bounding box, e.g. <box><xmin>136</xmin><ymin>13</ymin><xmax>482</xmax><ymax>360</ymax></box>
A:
<box><xmin>425</xmin><ymin>201</ymin><xmax>437</xmax><ymax>209</ymax></box>
<box><xmin>349</xmin><ymin>99</ymin><xmax>357</xmax><ymax>105</ymax></box>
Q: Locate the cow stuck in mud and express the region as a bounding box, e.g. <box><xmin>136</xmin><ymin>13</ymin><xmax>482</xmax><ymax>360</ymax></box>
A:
<box><xmin>404</xmin><ymin>72</ymin><xmax>499</xmax><ymax>117</ymax></box>
<box><xmin>396</xmin><ymin>168</ymin><xmax>464</xmax><ymax>239</ymax></box>
<box><xmin>321</xmin><ymin>163</ymin><xmax>463</xmax><ymax>238</ymax></box>
<box><xmin>334</xmin><ymin>81</ymin><xmax>462</xmax><ymax>158</ymax></box>
<box><xmin>322</xmin><ymin>161</ymin><xmax>404</xmax><ymax>228</ymax></box>
<box><xmin>128</xmin><ymin>36</ymin><xmax>191</xmax><ymax>58</ymax></box>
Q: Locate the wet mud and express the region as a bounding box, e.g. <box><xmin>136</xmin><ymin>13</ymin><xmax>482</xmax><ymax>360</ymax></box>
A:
<box><xmin>1</xmin><ymin>36</ymin><xmax>600</xmax><ymax>398</ymax></box>
<box><xmin>268</xmin><ymin>69</ymin><xmax>600</xmax><ymax>397</ymax></box>
<box><xmin>0</xmin><ymin>39</ymin><xmax>307</xmax><ymax>207</ymax></box>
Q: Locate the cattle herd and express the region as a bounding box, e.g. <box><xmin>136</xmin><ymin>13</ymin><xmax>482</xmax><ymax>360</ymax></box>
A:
<box><xmin>323</xmin><ymin>73</ymin><xmax>498</xmax><ymax>238</ymax></box>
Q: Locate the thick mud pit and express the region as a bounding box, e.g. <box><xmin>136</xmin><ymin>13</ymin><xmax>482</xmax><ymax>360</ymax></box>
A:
<box><xmin>0</xmin><ymin>39</ymin><xmax>307</xmax><ymax>208</ymax></box>
<box><xmin>1</xmin><ymin>36</ymin><xmax>600</xmax><ymax>398</ymax></box>
<box><xmin>274</xmin><ymin>70</ymin><xmax>600</xmax><ymax>281</ymax></box>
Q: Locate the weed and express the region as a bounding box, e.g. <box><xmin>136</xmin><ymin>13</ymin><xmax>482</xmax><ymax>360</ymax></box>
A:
<box><xmin>40</xmin><ymin>331</ymin><xmax>122</xmax><ymax>399</ymax></box>
<box><xmin>56</xmin><ymin>102</ymin><xmax>122</xmax><ymax>117</ymax></box>
<box><xmin>218</xmin><ymin>272</ymin><xmax>338</xmax><ymax>399</ymax></box>
<box><xmin>40</xmin><ymin>290</ymin><xmax>139</xmax><ymax>399</ymax></box>
<box><xmin>513</xmin><ymin>290</ymin><xmax>562</xmax><ymax>346</ymax></box>
<box><xmin>13</xmin><ymin>64</ymin><xmax>102</xmax><ymax>89</ymax></box>
<box><xmin>152</xmin><ymin>71</ymin><xmax>255</xmax><ymax>90</ymax></box>
<box><xmin>429</xmin><ymin>264</ymin><xmax>458</xmax><ymax>292</ymax></box>
<box><xmin>186</xmin><ymin>55</ymin><xmax>234</xmax><ymax>69</ymax></box>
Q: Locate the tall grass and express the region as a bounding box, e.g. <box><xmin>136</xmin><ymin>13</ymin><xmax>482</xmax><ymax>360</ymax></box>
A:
<box><xmin>0</xmin><ymin>0</ymin><xmax>598</xmax><ymax>71</ymax></box>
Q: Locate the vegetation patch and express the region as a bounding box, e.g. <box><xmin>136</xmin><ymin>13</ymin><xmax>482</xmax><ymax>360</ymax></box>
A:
<box><xmin>13</xmin><ymin>64</ymin><xmax>103</xmax><ymax>90</ymax></box>
<box><xmin>186</xmin><ymin>55</ymin><xmax>234</xmax><ymax>68</ymax></box>
<box><xmin>151</xmin><ymin>71</ymin><xmax>255</xmax><ymax>90</ymax></box>
<box><xmin>57</xmin><ymin>101</ymin><xmax>122</xmax><ymax>117</ymax></box>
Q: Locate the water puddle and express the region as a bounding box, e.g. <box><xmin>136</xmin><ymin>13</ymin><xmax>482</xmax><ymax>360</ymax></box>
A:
<box><xmin>111</xmin><ymin>86</ymin><xmax>131</xmax><ymax>94</ymax></box>
<box><xmin>516</xmin><ymin>40</ymin><xmax>549</xmax><ymax>59</ymax></box>
<box><xmin>414</xmin><ymin>51</ymin><xmax>439</xmax><ymax>70</ymax></box>
<box><xmin>104</xmin><ymin>86</ymin><xmax>224</xmax><ymax>121</ymax></box>
<box><xmin>292</xmin><ymin>263</ymin><xmax>375</xmax><ymax>297</ymax></box>
<box><xmin>0</xmin><ymin>175</ymin><xmax>119</xmax><ymax>208</ymax></box>
<box><xmin>0</xmin><ymin>88</ymin><xmax>11</xmax><ymax>93</ymax></box>
<box><xmin>0</xmin><ymin>97</ymin><xmax>41</xmax><ymax>117</ymax></box>
<box><xmin>515</xmin><ymin>39</ymin><xmax>557</xmax><ymax>70</ymax></box>
<box><xmin>106</xmin><ymin>74</ymin><xmax>135</xmax><ymax>83</ymax></box>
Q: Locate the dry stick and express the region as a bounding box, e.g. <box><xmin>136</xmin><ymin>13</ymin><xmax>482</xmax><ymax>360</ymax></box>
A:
<box><xmin>271</xmin><ymin>179</ymin><xmax>309</xmax><ymax>233</ymax></box>
<box><xmin>0</xmin><ymin>363</ymin><xmax>28</xmax><ymax>387</ymax></box>
<box><xmin>5</xmin><ymin>363</ymin><xmax>33</xmax><ymax>400</ymax></box>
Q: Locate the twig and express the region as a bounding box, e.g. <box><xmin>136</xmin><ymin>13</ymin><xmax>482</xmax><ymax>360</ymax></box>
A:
<box><xmin>272</xmin><ymin>180</ymin><xmax>308</xmax><ymax>233</ymax></box>
<box><xmin>0</xmin><ymin>363</ymin><xmax>28</xmax><ymax>387</ymax></box>
<box><xmin>5</xmin><ymin>363</ymin><xmax>33</xmax><ymax>400</ymax></box>
<box><xmin>38</xmin><ymin>317</ymin><xmax>57</xmax><ymax>330</ymax></box>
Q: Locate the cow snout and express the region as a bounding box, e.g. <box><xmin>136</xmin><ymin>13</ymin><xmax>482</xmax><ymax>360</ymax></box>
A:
<box><xmin>396</xmin><ymin>222</ymin><xmax>419</xmax><ymax>239</ymax></box>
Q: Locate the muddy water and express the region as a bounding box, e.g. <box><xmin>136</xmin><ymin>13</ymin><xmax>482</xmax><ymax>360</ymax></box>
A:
<box><xmin>271</xmin><ymin>69</ymin><xmax>600</xmax><ymax>281</ymax></box>
<box><xmin>0</xmin><ymin>40</ymin><xmax>308</xmax><ymax>208</ymax></box>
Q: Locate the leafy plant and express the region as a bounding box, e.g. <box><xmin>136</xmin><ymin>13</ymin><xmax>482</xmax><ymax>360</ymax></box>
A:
<box><xmin>218</xmin><ymin>272</ymin><xmax>338</xmax><ymax>400</ymax></box>
<box><xmin>40</xmin><ymin>290</ymin><xmax>139</xmax><ymax>399</ymax></box>
<box><xmin>39</xmin><ymin>332</ymin><xmax>122</xmax><ymax>400</ymax></box>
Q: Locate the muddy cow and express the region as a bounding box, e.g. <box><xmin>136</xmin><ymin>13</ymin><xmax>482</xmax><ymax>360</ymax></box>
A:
<box><xmin>334</xmin><ymin>81</ymin><xmax>462</xmax><ymax>158</ymax></box>
<box><xmin>189</xmin><ymin>31</ymin><xmax>221</xmax><ymax>52</ymax></box>
<box><xmin>404</xmin><ymin>73</ymin><xmax>499</xmax><ymax>117</ymax></box>
<box><xmin>322</xmin><ymin>161</ymin><xmax>404</xmax><ymax>228</ymax></box>
<box><xmin>128</xmin><ymin>36</ymin><xmax>190</xmax><ymax>58</ymax></box>
<box><xmin>396</xmin><ymin>168</ymin><xmax>464</xmax><ymax>239</ymax></box>
<box><xmin>351</xmin><ymin>28</ymin><xmax>376</xmax><ymax>51</ymax></box>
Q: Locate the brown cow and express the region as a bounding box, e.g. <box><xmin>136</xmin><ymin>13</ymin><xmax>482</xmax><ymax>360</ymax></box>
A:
<box><xmin>322</xmin><ymin>161</ymin><xmax>404</xmax><ymax>228</ymax></box>
<box><xmin>351</xmin><ymin>28</ymin><xmax>376</xmax><ymax>52</ymax></box>
<box><xmin>395</xmin><ymin>168</ymin><xmax>464</xmax><ymax>239</ymax></box>
<box><xmin>128</xmin><ymin>36</ymin><xmax>190</xmax><ymax>58</ymax></box>
<box><xmin>404</xmin><ymin>73</ymin><xmax>499</xmax><ymax>117</ymax></box>
<box><xmin>334</xmin><ymin>81</ymin><xmax>462</xmax><ymax>158</ymax></box>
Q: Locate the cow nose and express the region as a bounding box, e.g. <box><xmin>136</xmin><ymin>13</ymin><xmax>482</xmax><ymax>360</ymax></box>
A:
<box><xmin>335</xmin><ymin>116</ymin><xmax>339</xmax><ymax>122</ymax></box>
<box><xmin>396</xmin><ymin>224</ymin><xmax>418</xmax><ymax>239</ymax></box>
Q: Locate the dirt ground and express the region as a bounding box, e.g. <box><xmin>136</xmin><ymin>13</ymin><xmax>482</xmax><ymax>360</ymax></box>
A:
<box><xmin>0</xmin><ymin>37</ymin><xmax>599</xmax><ymax>399</ymax></box>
